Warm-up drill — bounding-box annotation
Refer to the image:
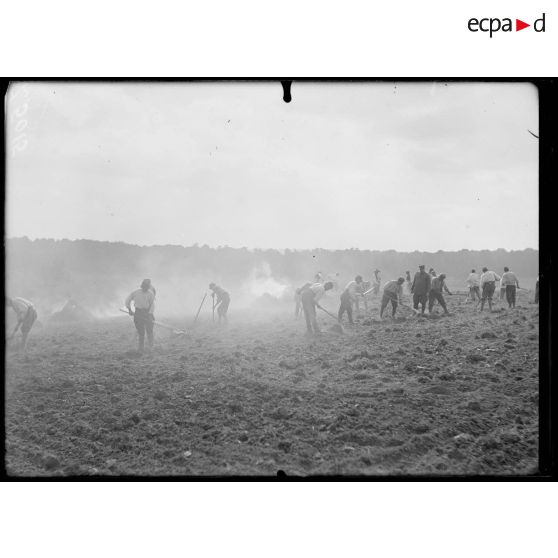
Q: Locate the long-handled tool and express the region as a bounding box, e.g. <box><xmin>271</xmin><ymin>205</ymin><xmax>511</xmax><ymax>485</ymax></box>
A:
<box><xmin>119</xmin><ymin>309</ymin><xmax>187</xmax><ymax>335</ymax></box>
<box><xmin>317</xmin><ymin>305</ymin><xmax>345</xmax><ymax>333</ymax></box>
<box><xmin>398</xmin><ymin>301</ymin><xmax>419</xmax><ymax>315</ymax></box>
<box><xmin>318</xmin><ymin>305</ymin><xmax>338</xmax><ymax>320</ymax></box>
<box><xmin>192</xmin><ymin>293</ymin><xmax>207</xmax><ymax>326</ymax></box>
<box><xmin>212</xmin><ymin>294</ymin><xmax>216</xmax><ymax>322</ymax></box>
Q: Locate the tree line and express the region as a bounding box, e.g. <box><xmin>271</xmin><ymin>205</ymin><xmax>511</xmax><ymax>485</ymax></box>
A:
<box><xmin>5</xmin><ymin>237</ymin><xmax>538</xmax><ymax>314</ymax></box>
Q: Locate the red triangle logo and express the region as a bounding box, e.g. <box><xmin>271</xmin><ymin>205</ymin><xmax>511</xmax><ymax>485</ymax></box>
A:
<box><xmin>516</xmin><ymin>19</ymin><xmax>530</xmax><ymax>31</ymax></box>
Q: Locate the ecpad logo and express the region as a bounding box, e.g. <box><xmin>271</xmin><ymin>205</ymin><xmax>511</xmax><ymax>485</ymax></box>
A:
<box><xmin>468</xmin><ymin>13</ymin><xmax>546</xmax><ymax>37</ymax></box>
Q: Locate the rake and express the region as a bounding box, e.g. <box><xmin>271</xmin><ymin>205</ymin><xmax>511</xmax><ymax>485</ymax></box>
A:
<box><xmin>119</xmin><ymin>309</ymin><xmax>187</xmax><ymax>335</ymax></box>
<box><xmin>397</xmin><ymin>301</ymin><xmax>419</xmax><ymax>315</ymax></box>
<box><xmin>317</xmin><ymin>305</ymin><xmax>346</xmax><ymax>333</ymax></box>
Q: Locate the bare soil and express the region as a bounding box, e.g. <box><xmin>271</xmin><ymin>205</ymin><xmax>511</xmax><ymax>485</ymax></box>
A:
<box><xmin>4</xmin><ymin>292</ymin><xmax>539</xmax><ymax>476</ymax></box>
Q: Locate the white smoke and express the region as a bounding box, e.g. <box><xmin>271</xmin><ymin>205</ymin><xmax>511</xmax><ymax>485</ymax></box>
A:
<box><xmin>244</xmin><ymin>262</ymin><xmax>289</xmax><ymax>299</ymax></box>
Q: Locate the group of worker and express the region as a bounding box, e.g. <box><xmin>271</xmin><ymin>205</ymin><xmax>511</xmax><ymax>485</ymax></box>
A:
<box><xmin>466</xmin><ymin>267</ymin><xmax>521</xmax><ymax>311</ymax></box>
<box><xmin>124</xmin><ymin>279</ymin><xmax>230</xmax><ymax>351</ymax></box>
<box><xmin>5</xmin><ymin>264</ymin><xmax>533</xmax><ymax>350</ymax></box>
<box><xmin>6</xmin><ymin>279</ymin><xmax>231</xmax><ymax>353</ymax></box>
<box><xmin>295</xmin><ymin>264</ymin><xmax>526</xmax><ymax>335</ymax></box>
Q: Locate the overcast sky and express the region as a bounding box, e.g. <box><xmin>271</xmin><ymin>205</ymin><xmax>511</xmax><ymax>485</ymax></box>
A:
<box><xmin>6</xmin><ymin>81</ymin><xmax>538</xmax><ymax>251</ymax></box>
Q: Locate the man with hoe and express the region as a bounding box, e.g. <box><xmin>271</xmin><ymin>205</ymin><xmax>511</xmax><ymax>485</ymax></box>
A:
<box><xmin>379</xmin><ymin>277</ymin><xmax>405</xmax><ymax>319</ymax></box>
<box><xmin>338</xmin><ymin>275</ymin><xmax>363</xmax><ymax>325</ymax></box>
<box><xmin>301</xmin><ymin>281</ymin><xmax>334</xmax><ymax>335</ymax></box>
<box><xmin>7</xmin><ymin>296</ymin><xmax>38</xmax><ymax>351</ymax></box>
<box><xmin>428</xmin><ymin>273</ymin><xmax>452</xmax><ymax>315</ymax></box>
<box><xmin>125</xmin><ymin>278</ymin><xmax>156</xmax><ymax>352</ymax></box>
<box><xmin>209</xmin><ymin>283</ymin><xmax>231</xmax><ymax>324</ymax></box>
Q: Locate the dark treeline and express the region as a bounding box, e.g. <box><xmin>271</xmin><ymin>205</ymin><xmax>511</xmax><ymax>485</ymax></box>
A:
<box><xmin>6</xmin><ymin>237</ymin><xmax>538</xmax><ymax>315</ymax></box>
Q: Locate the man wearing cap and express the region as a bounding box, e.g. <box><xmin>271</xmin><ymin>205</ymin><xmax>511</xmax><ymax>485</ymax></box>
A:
<box><xmin>125</xmin><ymin>279</ymin><xmax>156</xmax><ymax>351</ymax></box>
<box><xmin>429</xmin><ymin>273</ymin><xmax>452</xmax><ymax>314</ymax></box>
<box><xmin>380</xmin><ymin>277</ymin><xmax>405</xmax><ymax>318</ymax></box>
<box><xmin>500</xmin><ymin>267</ymin><xmax>520</xmax><ymax>309</ymax></box>
<box><xmin>411</xmin><ymin>265</ymin><xmax>431</xmax><ymax>315</ymax></box>
<box><xmin>301</xmin><ymin>281</ymin><xmax>334</xmax><ymax>334</ymax></box>
<box><xmin>7</xmin><ymin>296</ymin><xmax>38</xmax><ymax>350</ymax></box>
<box><xmin>209</xmin><ymin>283</ymin><xmax>230</xmax><ymax>323</ymax></box>
<box><xmin>479</xmin><ymin>267</ymin><xmax>501</xmax><ymax>312</ymax></box>
<box><xmin>338</xmin><ymin>275</ymin><xmax>363</xmax><ymax>324</ymax></box>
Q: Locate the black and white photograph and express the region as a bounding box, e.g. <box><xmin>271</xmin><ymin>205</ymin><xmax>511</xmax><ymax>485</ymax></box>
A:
<box><xmin>4</xmin><ymin>81</ymin><xmax>541</xmax><ymax>477</ymax></box>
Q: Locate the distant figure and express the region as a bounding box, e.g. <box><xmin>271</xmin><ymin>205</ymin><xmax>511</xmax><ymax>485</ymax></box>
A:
<box><xmin>411</xmin><ymin>265</ymin><xmax>431</xmax><ymax>315</ymax></box>
<box><xmin>501</xmin><ymin>267</ymin><xmax>520</xmax><ymax>309</ymax></box>
<box><xmin>314</xmin><ymin>272</ymin><xmax>324</xmax><ymax>283</ymax></box>
<box><xmin>466</xmin><ymin>269</ymin><xmax>481</xmax><ymax>302</ymax></box>
<box><xmin>338</xmin><ymin>275</ymin><xmax>363</xmax><ymax>325</ymax></box>
<box><xmin>499</xmin><ymin>274</ymin><xmax>506</xmax><ymax>301</ymax></box>
<box><xmin>125</xmin><ymin>279</ymin><xmax>156</xmax><ymax>351</ymax></box>
<box><xmin>209</xmin><ymin>283</ymin><xmax>230</xmax><ymax>324</ymax></box>
<box><xmin>404</xmin><ymin>271</ymin><xmax>412</xmax><ymax>296</ymax></box>
<box><xmin>6</xmin><ymin>296</ymin><xmax>37</xmax><ymax>350</ymax></box>
<box><xmin>294</xmin><ymin>282</ymin><xmax>312</xmax><ymax>318</ymax></box>
<box><xmin>429</xmin><ymin>273</ymin><xmax>452</xmax><ymax>314</ymax></box>
<box><xmin>535</xmin><ymin>275</ymin><xmax>539</xmax><ymax>304</ymax></box>
<box><xmin>479</xmin><ymin>267</ymin><xmax>501</xmax><ymax>312</ymax></box>
<box><xmin>354</xmin><ymin>276</ymin><xmax>369</xmax><ymax>314</ymax></box>
<box><xmin>372</xmin><ymin>269</ymin><xmax>381</xmax><ymax>295</ymax></box>
<box><xmin>301</xmin><ymin>282</ymin><xmax>334</xmax><ymax>335</ymax></box>
<box><xmin>380</xmin><ymin>277</ymin><xmax>405</xmax><ymax>318</ymax></box>
<box><xmin>429</xmin><ymin>268</ymin><xmax>437</xmax><ymax>278</ymax></box>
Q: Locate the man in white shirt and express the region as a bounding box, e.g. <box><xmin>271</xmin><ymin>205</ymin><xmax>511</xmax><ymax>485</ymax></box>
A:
<box><xmin>466</xmin><ymin>269</ymin><xmax>481</xmax><ymax>302</ymax></box>
<box><xmin>301</xmin><ymin>281</ymin><xmax>334</xmax><ymax>334</ymax></box>
<box><xmin>7</xmin><ymin>296</ymin><xmax>37</xmax><ymax>350</ymax></box>
<box><xmin>125</xmin><ymin>279</ymin><xmax>156</xmax><ymax>351</ymax></box>
<box><xmin>338</xmin><ymin>275</ymin><xmax>363</xmax><ymax>325</ymax></box>
<box><xmin>380</xmin><ymin>277</ymin><xmax>405</xmax><ymax>318</ymax></box>
<box><xmin>500</xmin><ymin>267</ymin><xmax>520</xmax><ymax>308</ymax></box>
<box><xmin>294</xmin><ymin>281</ymin><xmax>312</xmax><ymax>319</ymax></box>
<box><xmin>479</xmin><ymin>267</ymin><xmax>501</xmax><ymax>312</ymax></box>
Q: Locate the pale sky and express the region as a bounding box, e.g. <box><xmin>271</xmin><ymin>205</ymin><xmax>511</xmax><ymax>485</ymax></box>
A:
<box><xmin>6</xmin><ymin>81</ymin><xmax>538</xmax><ymax>251</ymax></box>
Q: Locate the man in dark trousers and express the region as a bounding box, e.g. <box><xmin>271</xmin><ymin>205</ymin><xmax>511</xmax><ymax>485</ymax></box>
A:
<box><xmin>429</xmin><ymin>273</ymin><xmax>452</xmax><ymax>314</ymax></box>
<box><xmin>411</xmin><ymin>265</ymin><xmax>431</xmax><ymax>315</ymax></box>
<box><xmin>125</xmin><ymin>279</ymin><xmax>156</xmax><ymax>352</ymax></box>
<box><xmin>479</xmin><ymin>267</ymin><xmax>501</xmax><ymax>312</ymax></box>
<box><xmin>301</xmin><ymin>281</ymin><xmax>334</xmax><ymax>335</ymax></box>
<box><xmin>209</xmin><ymin>283</ymin><xmax>231</xmax><ymax>324</ymax></box>
<box><xmin>295</xmin><ymin>282</ymin><xmax>312</xmax><ymax>318</ymax></box>
<box><xmin>500</xmin><ymin>267</ymin><xmax>520</xmax><ymax>309</ymax></box>
<box><xmin>380</xmin><ymin>277</ymin><xmax>405</xmax><ymax>318</ymax></box>
<box><xmin>338</xmin><ymin>275</ymin><xmax>363</xmax><ymax>324</ymax></box>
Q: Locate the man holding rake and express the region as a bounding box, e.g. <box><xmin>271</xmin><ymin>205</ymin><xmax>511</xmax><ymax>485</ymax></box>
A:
<box><xmin>379</xmin><ymin>277</ymin><xmax>405</xmax><ymax>319</ymax></box>
<box><xmin>125</xmin><ymin>279</ymin><xmax>156</xmax><ymax>352</ymax></box>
